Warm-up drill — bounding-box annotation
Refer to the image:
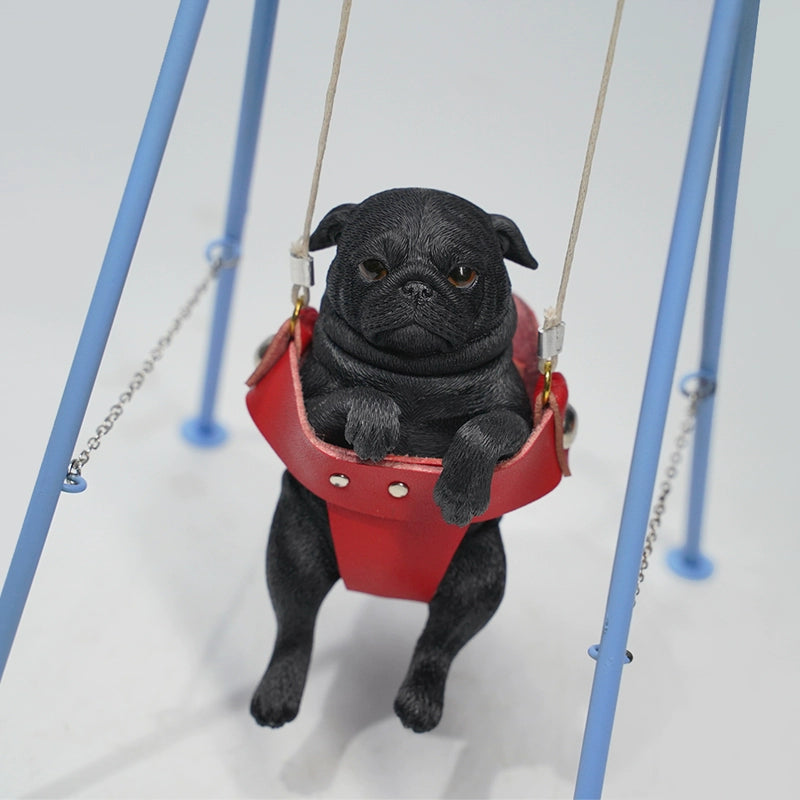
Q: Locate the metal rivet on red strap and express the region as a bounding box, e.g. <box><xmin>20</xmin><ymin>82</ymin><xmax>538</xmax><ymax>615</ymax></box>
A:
<box><xmin>388</xmin><ymin>482</ymin><xmax>409</xmax><ymax>498</ymax></box>
<box><xmin>329</xmin><ymin>473</ymin><xmax>350</xmax><ymax>488</ymax></box>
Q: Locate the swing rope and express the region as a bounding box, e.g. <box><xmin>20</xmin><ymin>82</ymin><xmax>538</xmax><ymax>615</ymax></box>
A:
<box><xmin>289</xmin><ymin>0</ymin><xmax>352</xmax><ymax>307</ymax></box>
<box><xmin>540</xmin><ymin>0</ymin><xmax>625</xmax><ymax>389</ymax></box>
<box><xmin>285</xmin><ymin>0</ymin><xmax>625</xmax><ymax>349</ymax></box>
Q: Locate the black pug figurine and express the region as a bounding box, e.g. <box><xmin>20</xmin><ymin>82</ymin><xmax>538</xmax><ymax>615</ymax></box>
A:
<box><xmin>251</xmin><ymin>188</ymin><xmax>539</xmax><ymax>733</ymax></box>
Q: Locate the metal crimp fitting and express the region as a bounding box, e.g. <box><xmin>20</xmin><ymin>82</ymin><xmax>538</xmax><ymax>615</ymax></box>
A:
<box><xmin>290</xmin><ymin>252</ymin><xmax>315</xmax><ymax>290</ymax></box>
<box><xmin>538</xmin><ymin>321</ymin><xmax>566</xmax><ymax>371</ymax></box>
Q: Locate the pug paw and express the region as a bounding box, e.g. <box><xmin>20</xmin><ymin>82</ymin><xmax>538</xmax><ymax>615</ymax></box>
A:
<box><xmin>394</xmin><ymin>674</ymin><xmax>445</xmax><ymax>733</ymax></box>
<box><xmin>433</xmin><ymin>412</ymin><xmax>529</xmax><ymax>525</ymax></box>
<box><xmin>251</xmin><ymin>687</ymin><xmax>299</xmax><ymax>729</ymax></box>
<box><xmin>433</xmin><ymin>460</ymin><xmax>493</xmax><ymax>527</ymax></box>
<box><xmin>344</xmin><ymin>391</ymin><xmax>401</xmax><ymax>461</ymax></box>
<box><xmin>250</xmin><ymin>657</ymin><xmax>305</xmax><ymax>728</ymax></box>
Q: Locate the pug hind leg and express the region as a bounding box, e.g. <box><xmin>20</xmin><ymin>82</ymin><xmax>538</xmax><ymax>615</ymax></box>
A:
<box><xmin>394</xmin><ymin>519</ymin><xmax>506</xmax><ymax>732</ymax></box>
<box><xmin>251</xmin><ymin>472</ymin><xmax>340</xmax><ymax>728</ymax></box>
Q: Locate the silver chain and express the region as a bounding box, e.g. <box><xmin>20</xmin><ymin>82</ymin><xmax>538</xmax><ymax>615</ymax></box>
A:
<box><xmin>635</xmin><ymin>388</ymin><xmax>701</xmax><ymax>596</ymax></box>
<box><xmin>66</xmin><ymin>259</ymin><xmax>223</xmax><ymax>482</ymax></box>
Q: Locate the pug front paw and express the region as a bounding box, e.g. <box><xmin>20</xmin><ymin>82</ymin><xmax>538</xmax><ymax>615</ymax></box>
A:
<box><xmin>344</xmin><ymin>391</ymin><xmax>401</xmax><ymax>462</ymax></box>
<box><xmin>433</xmin><ymin>458</ymin><xmax>494</xmax><ymax>527</ymax></box>
<box><xmin>433</xmin><ymin>411</ymin><xmax>529</xmax><ymax>525</ymax></box>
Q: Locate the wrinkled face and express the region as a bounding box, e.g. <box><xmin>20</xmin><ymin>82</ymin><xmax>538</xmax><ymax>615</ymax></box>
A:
<box><xmin>324</xmin><ymin>191</ymin><xmax>514</xmax><ymax>357</ymax></box>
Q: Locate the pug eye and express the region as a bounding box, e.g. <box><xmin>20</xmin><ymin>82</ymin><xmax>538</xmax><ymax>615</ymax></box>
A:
<box><xmin>359</xmin><ymin>259</ymin><xmax>388</xmax><ymax>282</ymax></box>
<box><xmin>447</xmin><ymin>266</ymin><xmax>477</xmax><ymax>288</ymax></box>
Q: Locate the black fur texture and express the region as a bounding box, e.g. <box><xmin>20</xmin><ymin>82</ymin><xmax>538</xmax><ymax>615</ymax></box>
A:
<box><xmin>251</xmin><ymin>188</ymin><xmax>538</xmax><ymax>732</ymax></box>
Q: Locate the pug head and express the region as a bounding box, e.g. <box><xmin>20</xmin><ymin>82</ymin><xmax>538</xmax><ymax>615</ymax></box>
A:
<box><xmin>309</xmin><ymin>188</ymin><xmax>537</xmax><ymax>360</ymax></box>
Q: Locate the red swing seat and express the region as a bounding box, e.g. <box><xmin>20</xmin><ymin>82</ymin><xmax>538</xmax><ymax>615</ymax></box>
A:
<box><xmin>246</xmin><ymin>296</ymin><xmax>569</xmax><ymax>603</ymax></box>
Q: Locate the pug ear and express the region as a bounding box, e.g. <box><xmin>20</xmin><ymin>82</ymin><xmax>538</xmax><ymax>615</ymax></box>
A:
<box><xmin>309</xmin><ymin>203</ymin><xmax>358</xmax><ymax>251</ymax></box>
<box><xmin>489</xmin><ymin>214</ymin><xmax>538</xmax><ymax>269</ymax></box>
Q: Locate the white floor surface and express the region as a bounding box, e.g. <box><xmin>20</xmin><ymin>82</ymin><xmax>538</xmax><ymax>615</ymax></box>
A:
<box><xmin>1</xmin><ymin>2</ymin><xmax>798</xmax><ymax>798</ymax></box>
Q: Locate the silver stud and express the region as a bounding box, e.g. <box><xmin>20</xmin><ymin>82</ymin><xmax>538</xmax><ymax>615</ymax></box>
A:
<box><xmin>329</xmin><ymin>473</ymin><xmax>350</xmax><ymax>488</ymax></box>
<box><xmin>388</xmin><ymin>482</ymin><xmax>409</xmax><ymax>498</ymax></box>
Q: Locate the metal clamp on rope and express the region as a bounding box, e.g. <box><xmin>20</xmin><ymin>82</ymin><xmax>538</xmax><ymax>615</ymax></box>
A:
<box><xmin>289</xmin><ymin>250</ymin><xmax>314</xmax><ymax>334</ymax></box>
<box><xmin>290</xmin><ymin>252</ymin><xmax>315</xmax><ymax>294</ymax></box>
<box><xmin>538</xmin><ymin>321</ymin><xmax>565</xmax><ymax>405</ymax></box>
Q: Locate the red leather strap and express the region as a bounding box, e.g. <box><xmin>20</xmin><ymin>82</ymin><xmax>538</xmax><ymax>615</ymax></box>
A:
<box><xmin>246</xmin><ymin>299</ymin><xmax>569</xmax><ymax>602</ymax></box>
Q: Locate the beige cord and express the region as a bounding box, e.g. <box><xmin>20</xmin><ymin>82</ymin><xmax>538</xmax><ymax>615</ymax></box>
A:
<box><xmin>292</xmin><ymin>0</ymin><xmax>353</xmax><ymax>260</ymax></box>
<box><xmin>543</xmin><ymin>0</ymin><xmax>626</xmax><ymax>333</ymax></box>
<box><xmin>288</xmin><ymin>0</ymin><xmax>622</xmax><ymax>330</ymax></box>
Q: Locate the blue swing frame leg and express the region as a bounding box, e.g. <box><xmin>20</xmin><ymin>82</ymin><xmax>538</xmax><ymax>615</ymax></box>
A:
<box><xmin>182</xmin><ymin>0</ymin><xmax>280</xmax><ymax>447</ymax></box>
<box><xmin>574</xmin><ymin>0</ymin><xmax>755</xmax><ymax>796</ymax></box>
<box><xmin>0</xmin><ymin>0</ymin><xmax>209</xmax><ymax>682</ymax></box>
<box><xmin>669</xmin><ymin>0</ymin><xmax>759</xmax><ymax>581</ymax></box>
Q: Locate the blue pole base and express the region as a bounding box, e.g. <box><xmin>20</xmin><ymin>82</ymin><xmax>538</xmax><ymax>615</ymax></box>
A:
<box><xmin>667</xmin><ymin>548</ymin><xmax>715</xmax><ymax>580</ymax></box>
<box><xmin>181</xmin><ymin>417</ymin><xmax>228</xmax><ymax>448</ymax></box>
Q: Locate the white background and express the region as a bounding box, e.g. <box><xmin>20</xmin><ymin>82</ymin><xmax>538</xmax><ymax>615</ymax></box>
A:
<box><xmin>1</xmin><ymin>1</ymin><xmax>798</xmax><ymax>797</ymax></box>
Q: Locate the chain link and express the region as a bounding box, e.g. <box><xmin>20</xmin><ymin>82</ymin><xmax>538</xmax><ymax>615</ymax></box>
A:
<box><xmin>66</xmin><ymin>259</ymin><xmax>223</xmax><ymax>481</ymax></box>
<box><xmin>635</xmin><ymin>389</ymin><xmax>701</xmax><ymax>596</ymax></box>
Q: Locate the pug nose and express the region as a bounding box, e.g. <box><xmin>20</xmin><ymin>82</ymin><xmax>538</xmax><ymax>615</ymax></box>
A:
<box><xmin>401</xmin><ymin>281</ymin><xmax>433</xmax><ymax>302</ymax></box>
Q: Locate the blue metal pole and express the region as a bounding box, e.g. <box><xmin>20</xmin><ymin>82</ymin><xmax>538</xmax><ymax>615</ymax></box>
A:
<box><xmin>0</xmin><ymin>0</ymin><xmax>208</xmax><ymax>681</ymax></box>
<box><xmin>574</xmin><ymin>1</ymin><xmax>745</xmax><ymax>796</ymax></box>
<box><xmin>669</xmin><ymin>0</ymin><xmax>759</xmax><ymax>580</ymax></box>
<box><xmin>181</xmin><ymin>0</ymin><xmax>280</xmax><ymax>447</ymax></box>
